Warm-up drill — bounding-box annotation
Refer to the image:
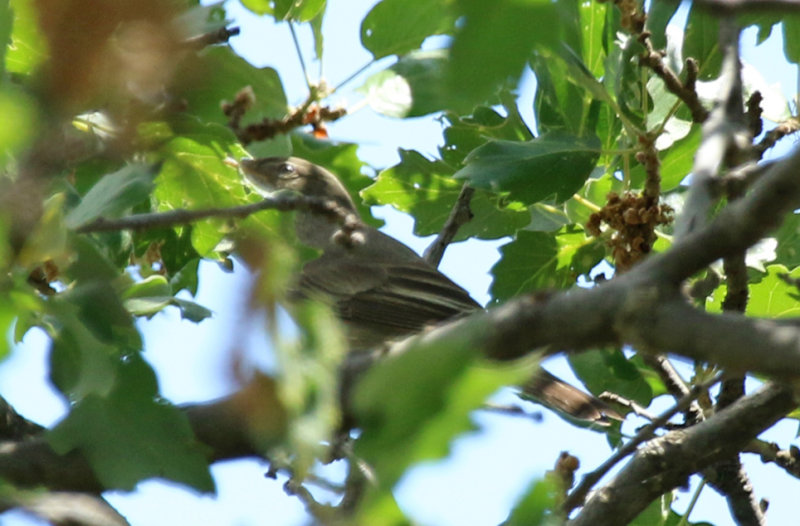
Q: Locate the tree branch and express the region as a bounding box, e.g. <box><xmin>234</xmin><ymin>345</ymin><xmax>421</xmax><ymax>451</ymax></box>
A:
<box><xmin>564</xmin><ymin>375</ymin><xmax>721</xmax><ymax>513</ymax></box>
<box><xmin>675</xmin><ymin>17</ymin><xmax>747</xmax><ymax>238</ymax></box>
<box><xmin>75</xmin><ymin>194</ymin><xmax>361</xmax><ymax>239</ymax></box>
<box><xmin>569</xmin><ymin>383</ymin><xmax>796</xmax><ymax>526</ymax></box>
<box><xmin>423</xmin><ymin>184</ymin><xmax>475</xmax><ymax>267</ymax></box>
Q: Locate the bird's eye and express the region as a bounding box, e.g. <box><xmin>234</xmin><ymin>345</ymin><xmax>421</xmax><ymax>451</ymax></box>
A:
<box><xmin>278</xmin><ymin>162</ymin><xmax>296</xmax><ymax>178</ymax></box>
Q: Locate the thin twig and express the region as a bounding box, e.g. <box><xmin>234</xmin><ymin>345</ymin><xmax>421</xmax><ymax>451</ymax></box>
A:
<box><xmin>744</xmin><ymin>439</ymin><xmax>800</xmax><ymax>479</ymax></box>
<box><xmin>563</xmin><ymin>374</ymin><xmax>722</xmax><ymax>513</ymax></box>
<box><xmin>423</xmin><ymin>184</ymin><xmax>475</xmax><ymax>267</ymax></box>
<box><xmin>753</xmin><ymin>118</ymin><xmax>800</xmax><ymax>158</ymax></box>
<box><xmin>74</xmin><ymin>194</ymin><xmax>361</xmax><ymax>238</ymax></box>
<box><xmin>641</xmin><ymin>354</ymin><xmax>706</xmax><ymax>424</ymax></box>
<box><xmin>639</xmin><ymin>42</ymin><xmax>709</xmax><ymax>124</ymax></box>
<box><xmin>289</xmin><ymin>22</ymin><xmax>313</xmax><ymax>90</ymax></box>
<box><xmin>481</xmin><ymin>403</ymin><xmax>544</xmax><ymax>423</ymax></box>
<box><xmin>183</xmin><ymin>26</ymin><xmax>240</xmax><ymax>49</ymax></box>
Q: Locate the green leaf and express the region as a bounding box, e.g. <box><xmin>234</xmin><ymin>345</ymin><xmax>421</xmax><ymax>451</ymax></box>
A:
<box><xmin>120</xmin><ymin>276</ymin><xmax>212</xmax><ymax>322</ymax></box>
<box><xmin>122</xmin><ymin>275</ymin><xmax>171</xmax><ymax>300</ymax></box>
<box><xmin>241</xmin><ymin>0</ymin><xmax>325</xmax><ymax>21</ymax></box>
<box><xmin>455</xmin><ymin>132</ymin><xmax>601</xmax><ymax>205</ymax></box>
<box><xmin>530</xmin><ymin>52</ymin><xmax>586</xmax><ymax>134</ymax></box>
<box><xmin>0</xmin><ymin>85</ymin><xmax>39</xmax><ymax>162</ymax></box>
<box><xmin>579</xmin><ymin>0</ymin><xmax>607</xmax><ymax>77</ymax></box>
<box><xmin>683</xmin><ymin>5</ymin><xmax>721</xmax><ymax>80</ymax></box>
<box><xmin>0</xmin><ymin>0</ymin><xmax>11</xmax><ymax>74</ymax></box>
<box><xmin>569</xmin><ymin>349</ymin><xmax>653</xmax><ymax>408</ymax></box>
<box><xmin>448</xmin><ymin>0</ymin><xmax>561</xmax><ymax>108</ymax></box>
<box><xmin>783</xmin><ymin>15</ymin><xmax>800</xmax><ymax>65</ymax></box>
<box><xmin>503</xmin><ymin>476</ymin><xmax>561</xmax><ymax>526</ymax></box>
<box><xmin>775</xmin><ymin>213</ymin><xmax>800</xmax><ymax>269</ymax></box>
<box><xmin>491</xmin><ymin>229</ymin><xmax>599</xmax><ymax>302</ymax></box>
<box><xmin>360</xmin><ymin>0</ymin><xmax>454</xmax><ymax>59</ymax></box>
<box><xmin>709</xmin><ymin>265</ymin><xmax>800</xmax><ymax>318</ymax></box>
<box><xmin>441</xmin><ymin>98</ymin><xmax>533</xmax><ymax>166</ymax></box>
<box><xmin>354</xmin><ymin>336</ymin><xmax>527</xmax><ymax>505</ymax></box>
<box><xmin>48</xmin><ymin>354</ymin><xmax>214</xmax><ymax>492</ymax></box>
<box><xmin>172</xmin><ymin>46</ymin><xmax>290</xmax><ymax>157</ymax></box>
<box><xmin>645</xmin><ymin>1</ymin><xmax>682</xmax><ymax>51</ymax></box>
<box><xmin>65</xmin><ymin>164</ymin><xmax>156</xmax><ymax>229</ymax></box>
<box><xmin>153</xmin><ymin>119</ymin><xmax>251</xmax><ymax>256</ymax></box>
<box><xmin>360</xmin><ymin>49</ymin><xmax>462</xmax><ymax>117</ymax></box>
<box><xmin>361</xmin><ymin>149</ymin><xmax>529</xmax><ymax>240</ymax></box>
<box><xmin>6</xmin><ymin>0</ymin><xmax>47</xmax><ymax>76</ymax></box>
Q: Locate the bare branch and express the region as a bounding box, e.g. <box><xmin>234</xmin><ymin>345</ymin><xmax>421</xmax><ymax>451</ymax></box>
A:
<box><xmin>75</xmin><ymin>194</ymin><xmax>362</xmax><ymax>241</ymax></box>
<box><xmin>675</xmin><ymin>18</ymin><xmax>748</xmax><ymax>238</ymax></box>
<box><xmin>744</xmin><ymin>439</ymin><xmax>800</xmax><ymax>479</ymax></box>
<box><xmin>569</xmin><ymin>383</ymin><xmax>796</xmax><ymax>526</ymax></box>
<box><xmin>564</xmin><ymin>374</ymin><xmax>721</xmax><ymax>513</ymax></box>
<box><xmin>423</xmin><ymin>184</ymin><xmax>475</xmax><ymax>267</ymax></box>
<box><xmin>183</xmin><ymin>26</ymin><xmax>240</xmax><ymax>49</ymax></box>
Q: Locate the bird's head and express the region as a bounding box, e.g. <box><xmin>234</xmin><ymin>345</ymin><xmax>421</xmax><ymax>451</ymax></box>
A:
<box><xmin>239</xmin><ymin>156</ymin><xmax>357</xmax><ymax>213</ymax></box>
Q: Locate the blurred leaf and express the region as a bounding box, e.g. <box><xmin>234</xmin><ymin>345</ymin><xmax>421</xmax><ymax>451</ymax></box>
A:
<box><xmin>120</xmin><ymin>274</ymin><xmax>212</xmax><ymax>321</ymax></box>
<box><xmin>528</xmin><ymin>204</ymin><xmax>570</xmax><ymax>232</ymax></box>
<box><xmin>354</xmin><ymin>334</ymin><xmax>526</xmax><ymax>502</ymax></box>
<box><xmin>629</xmin><ymin>491</ymin><xmax>712</xmax><ymax>526</ymax></box>
<box><xmin>645</xmin><ymin>1</ymin><xmax>681</xmax><ymax>51</ymax></box>
<box><xmin>0</xmin><ymin>85</ymin><xmax>39</xmax><ymax>162</ymax></box>
<box><xmin>578</xmin><ymin>0</ymin><xmax>607</xmax><ymax>77</ymax></box>
<box><xmin>65</xmin><ymin>164</ymin><xmax>156</xmax><ymax>229</ymax></box>
<box><xmin>276</xmin><ymin>300</ymin><xmax>347</xmax><ymax>478</ymax></box>
<box><xmin>48</xmin><ymin>301</ymin><xmax>119</xmax><ymax>401</ymax></box>
<box><xmin>48</xmin><ymin>353</ymin><xmax>214</xmax><ymax>492</ymax></box>
<box><xmin>0</xmin><ymin>0</ymin><xmax>13</xmax><ymax>73</ymax></box>
<box><xmin>362</xmin><ymin>149</ymin><xmax>529</xmax><ymax>240</ymax></box>
<box><xmin>360</xmin><ymin>0</ymin><xmax>453</xmax><ymax>59</ymax></box>
<box><xmin>289</xmin><ymin>133</ymin><xmax>382</xmax><ymax>228</ymax></box>
<box><xmin>455</xmin><ymin>132</ymin><xmax>601</xmax><ymax>205</ymax></box>
<box><xmin>448</xmin><ymin>0</ymin><xmax>560</xmax><ymax>108</ymax></box>
<box><xmin>16</xmin><ymin>193</ymin><xmax>70</xmax><ymax>268</ymax></box>
<box><xmin>241</xmin><ymin>0</ymin><xmax>325</xmax><ymax>21</ymax></box>
<box><xmin>361</xmin><ymin>49</ymin><xmax>465</xmax><ymax>117</ymax></box>
<box><xmin>172</xmin><ymin>46</ymin><xmax>290</xmax><ymax>157</ymax></box>
<box><xmin>6</xmin><ymin>0</ymin><xmax>47</xmax><ymax>75</ymax></box>
<box><xmin>684</xmin><ymin>5</ymin><xmax>721</xmax><ymax>80</ymax></box>
<box><xmin>569</xmin><ymin>349</ymin><xmax>653</xmax><ymax>408</ymax></box>
<box><xmin>310</xmin><ymin>10</ymin><xmax>324</xmax><ymax>60</ymax></box>
<box><xmin>503</xmin><ymin>476</ymin><xmax>561</xmax><ymax>526</ymax></box>
<box><xmin>782</xmin><ymin>15</ymin><xmax>800</xmax><ymax>64</ymax></box>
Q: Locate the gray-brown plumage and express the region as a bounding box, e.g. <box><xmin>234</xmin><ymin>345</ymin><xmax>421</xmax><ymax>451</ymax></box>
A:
<box><xmin>240</xmin><ymin>156</ymin><xmax>621</xmax><ymax>424</ymax></box>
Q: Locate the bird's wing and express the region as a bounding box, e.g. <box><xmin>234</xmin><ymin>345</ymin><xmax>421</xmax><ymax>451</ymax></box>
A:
<box><xmin>296</xmin><ymin>252</ymin><xmax>480</xmax><ymax>348</ymax></box>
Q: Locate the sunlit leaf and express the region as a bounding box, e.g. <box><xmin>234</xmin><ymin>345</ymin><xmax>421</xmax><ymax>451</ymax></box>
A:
<box><xmin>65</xmin><ymin>164</ymin><xmax>156</xmax><ymax>229</ymax></box>
<box><xmin>456</xmin><ymin>132</ymin><xmax>601</xmax><ymax>205</ymax></box>
<box><xmin>360</xmin><ymin>0</ymin><xmax>454</xmax><ymax>59</ymax></box>
<box><xmin>362</xmin><ymin>149</ymin><xmax>529</xmax><ymax>240</ymax></box>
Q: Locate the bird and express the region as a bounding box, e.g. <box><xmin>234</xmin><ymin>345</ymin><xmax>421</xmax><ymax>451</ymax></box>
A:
<box><xmin>238</xmin><ymin>156</ymin><xmax>621</xmax><ymax>424</ymax></box>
